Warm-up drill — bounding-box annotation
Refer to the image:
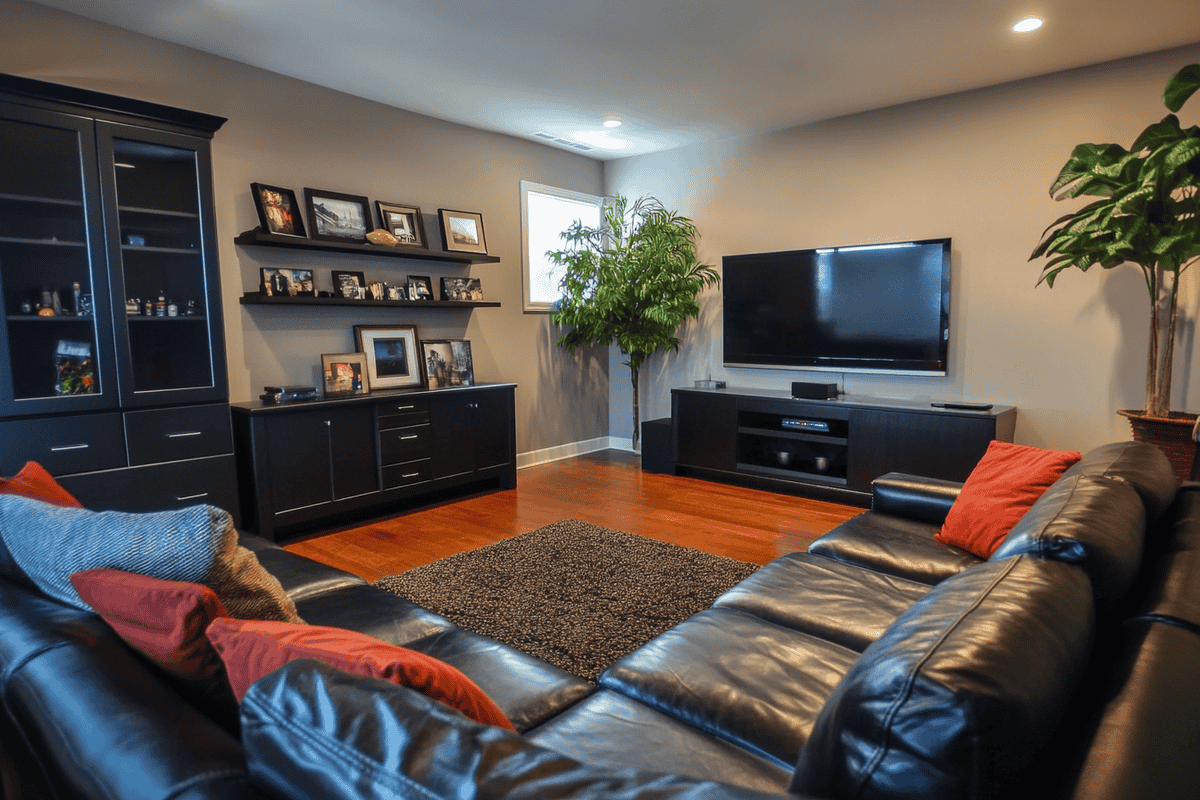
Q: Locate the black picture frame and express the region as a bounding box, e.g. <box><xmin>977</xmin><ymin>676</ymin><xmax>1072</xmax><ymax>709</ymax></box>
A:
<box><xmin>407</xmin><ymin>275</ymin><xmax>433</xmax><ymax>300</ymax></box>
<box><xmin>354</xmin><ymin>324</ymin><xmax>422</xmax><ymax>389</ymax></box>
<box><xmin>331</xmin><ymin>270</ymin><xmax>367</xmax><ymax>300</ymax></box>
<box><xmin>421</xmin><ymin>339</ymin><xmax>474</xmax><ymax>389</ymax></box>
<box><xmin>260</xmin><ymin>267</ymin><xmax>315</xmax><ymax>297</ymax></box>
<box><xmin>438</xmin><ymin>208</ymin><xmax>488</xmax><ymax>254</ymax></box>
<box><xmin>305</xmin><ymin>188</ymin><xmax>371</xmax><ymax>243</ymax></box>
<box><xmin>376</xmin><ymin>201</ymin><xmax>426</xmax><ymax>248</ymax></box>
<box><xmin>439</xmin><ymin>277</ymin><xmax>483</xmax><ymax>301</ymax></box>
<box><xmin>251</xmin><ymin>183</ymin><xmax>306</xmax><ymax>238</ymax></box>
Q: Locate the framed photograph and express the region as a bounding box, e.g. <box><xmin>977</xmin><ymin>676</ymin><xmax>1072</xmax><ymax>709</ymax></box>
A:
<box><xmin>387</xmin><ymin>285</ymin><xmax>407</xmax><ymax>301</ymax></box>
<box><xmin>438</xmin><ymin>208</ymin><xmax>488</xmax><ymax>255</ymax></box>
<box><xmin>440</xmin><ymin>277</ymin><xmax>483</xmax><ymax>301</ymax></box>
<box><xmin>305</xmin><ymin>188</ymin><xmax>371</xmax><ymax>243</ymax></box>
<box><xmin>354</xmin><ymin>324</ymin><xmax>422</xmax><ymax>390</ymax></box>
<box><xmin>421</xmin><ymin>339</ymin><xmax>474</xmax><ymax>389</ymax></box>
<box><xmin>407</xmin><ymin>275</ymin><xmax>433</xmax><ymax>300</ymax></box>
<box><xmin>251</xmin><ymin>183</ymin><xmax>307</xmax><ymax>238</ymax></box>
<box><xmin>321</xmin><ymin>352</ymin><xmax>369</xmax><ymax>396</ymax></box>
<box><xmin>260</xmin><ymin>267</ymin><xmax>315</xmax><ymax>297</ymax></box>
<box><xmin>331</xmin><ymin>270</ymin><xmax>367</xmax><ymax>300</ymax></box>
<box><xmin>376</xmin><ymin>201</ymin><xmax>426</xmax><ymax>248</ymax></box>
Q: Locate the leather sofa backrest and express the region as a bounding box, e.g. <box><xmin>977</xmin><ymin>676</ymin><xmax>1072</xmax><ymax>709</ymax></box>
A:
<box><xmin>993</xmin><ymin>474</ymin><xmax>1146</xmax><ymax>608</ymax></box>
<box><xmin>1059</xmin><ymin>441</ymin><xmax>1178</xmax><ymax>524</ymax></box>
<box><xmin>791</xmin><ymin>556</ymin><xmax>1094</xmax><ymax>800</ymax></box>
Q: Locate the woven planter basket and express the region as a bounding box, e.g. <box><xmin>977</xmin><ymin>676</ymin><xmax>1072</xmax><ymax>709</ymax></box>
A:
<box><xmin>1118</xmin><ymin>409</ymin><xmax>1199</xmax><ymax>483</ymax></box>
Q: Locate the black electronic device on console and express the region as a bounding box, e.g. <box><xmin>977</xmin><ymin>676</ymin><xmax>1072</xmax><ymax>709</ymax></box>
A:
<box><xmin>792</xmin><ymin>381</ymin><xmax>840</xmax><ymax>400</ymax></box>
<box><xmin>931</xmin><ymin>401</ymin><xmax>994</xmax><ymax>411</ymax></box>
<box><xmin>261</xmin><ymin>385</ymin><xmax>319</xmax><ymax>404</ymax></box>
<box><xmin>782</xmin><ymin>418</ymin><xmax>831</xmax><ymax>433</ymax></box>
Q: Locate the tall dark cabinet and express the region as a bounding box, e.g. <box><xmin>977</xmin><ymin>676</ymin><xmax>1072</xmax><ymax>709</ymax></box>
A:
<box><xmin>0</xmin><ymin>74</ymin><xmax>238</xmax><ymax>521</ymax></box>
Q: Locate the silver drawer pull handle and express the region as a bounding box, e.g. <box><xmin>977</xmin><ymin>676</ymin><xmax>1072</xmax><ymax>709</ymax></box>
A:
<box><xmin>50</xmin><ymin>443</ymin><xmax>89</xmax><ymax>452</ymax></box>
<box><xmin>396</xmin><ymin>405</ymin><xmax>415</xmax><ymax>411</ymax></box>
<box><xmin>401</xmin><ymin>472</ymin><xmax>420</xmax><ymax>479</ymax></box>
<box><xmin>176</xmin><ymin>492</ymin><xmax>209</xmax><ymax>501</ymax></box>
<box><xmin>400</xmin><ymin>434</ymin><xmax>419</xmax><ymax>441</ymax></box>
<box><xmin>167</xmin><ymin>431</ymin><xmax>203</xmax><ymax>439</ymax></box>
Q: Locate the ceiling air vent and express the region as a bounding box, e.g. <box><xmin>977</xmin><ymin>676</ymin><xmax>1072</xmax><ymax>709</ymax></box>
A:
<box><xmin>533</xmin><ymin>132</ymin><xmax>593</xmax><ymax>151</ymax></box>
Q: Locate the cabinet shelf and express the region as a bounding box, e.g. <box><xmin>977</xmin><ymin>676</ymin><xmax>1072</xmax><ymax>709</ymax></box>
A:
<box><xmin>239</xmin><ymin>292</ymin><xmax>499</xmax><ymax>309</ymax></box>
<box><xmin>0</xmin><ymin>192</ymin><xmax>82</xmax><ymax>208</ymax></box>
<box><xmin>235</xmin><ymin>227</ymin><xmax>501</xmax><ymax>265</ymax></box>
<box><xmin>120</xmin><ymin>205</ymin><xmax>198</xmax><ymax>219</ymax></box>
<box><xmin>5</xmin><ymin>314</ymin><xmax>95</xmax><ymax>323</ymax></box>
<box><xmin>121</xmin><ymin>245</ymin><xmax>200</xmax><ymax>255</ymax></box>
<box><xmin>0</xmin><ymin>236</ymin><xmax>86</xmax><ymax>247</ymax></box>
<box><xmin>737</xmin><ymin>425</ymin><xmax>848</xmax><ymax>446</ymax></box>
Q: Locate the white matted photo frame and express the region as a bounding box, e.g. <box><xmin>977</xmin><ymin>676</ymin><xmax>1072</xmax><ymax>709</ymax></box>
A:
<box><xmin>305</xmin><ymin>188</ymin><xmax>371</xmax><ymax>243</ymax></box>
<box><xmin>376</xmin><ymin>201</ymin><xmax>426</xmax><ymax>248</ymax></box>
<box><xmin>321</xmin><ymin>352</ymin><xmax>369</xmax><ymax>396</ymax></box>
<box><xmin>421</xmin><ymin>338</ymin><xmax>474</xmax><ymax>389</ymax></box>
<box><xmin>438</xmin><ymin>208</ymin><xmax>487</xmax><ymax>254</ymax></box>
<box><xmin>354</xmin><ymin>325</ymin><xmax>422</xmax><ymax>389</ymax></box>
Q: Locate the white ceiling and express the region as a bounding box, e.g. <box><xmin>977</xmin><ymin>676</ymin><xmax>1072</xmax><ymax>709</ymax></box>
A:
<box><xmin>29</xmin><ymin>0</ymin><xmax>1200</xmax><ymax>159</ymax></box>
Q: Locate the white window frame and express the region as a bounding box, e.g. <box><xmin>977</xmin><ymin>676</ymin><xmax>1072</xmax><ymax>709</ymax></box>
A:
<box><xmin>520</xmin><ymin>180</ymin><xmax>603</xmax><ymax>313</ymax></box>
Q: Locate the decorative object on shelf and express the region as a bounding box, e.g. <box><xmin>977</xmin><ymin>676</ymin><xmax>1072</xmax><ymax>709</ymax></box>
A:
<box><xmin>321</xmin><ymin>352</ymin><xmax>369</xmax><ymax>396</ymax></box>
<box><xmin>386</xmin><ymin>285</ymin><xmax>407</xmax><ymax>301</ymax></box>
<box><xmin>71</xmin><ymin>282</ymin><xmax>92</xmax><ymax>316</ymax></box>
<box><xmin>354</xmin><ymin>324</ymin><xmax>422</xmax><ymax>390</ymax></box>
<box><xmin>1030</xmin><ymin>62</ymin><xmax>1200</xmax><ymax>479</ymax></box>
<box><xmin>548</xmin><ymin>194</ymin><xmax>719</xmax><ymax>450</ymax></box>
<box><xmin>421</xmin><ymin>339</ymin><xmax>473</xmax><ymax>389</ymax></box>
<box><xmin>365</xmin><ymin>229</ymin><xmax>398</xmax><ymax>246</ymax></box>
<box><xmin>54</xmin><ymin>340</ymin><xmax>94</xmax><ymax>395</ymax></box>
<box><xmin>376</xmin><ymin>201</ymin><xmax>426</xmax><ymax>248</ymax></box>
<box><xmin>259</xmin><ymin>268</ymin><xmax>315</xmax><ymax>297</ymax></box>
<box><xmin>440</xmin><ymin>277</ymin><xmax>483</xmax><ymax>301</ymax></box>
<box><xmin>407</xmin><ymin>275</ymin><xmax>433</xmax><ymax>300</ymax></box>
<box><xmin>438</xmin><ymin>208</ymin><xmax>487</xmax><ymax>255</ymax></box>
<box><xmin>36</xmin><ymin>308</ymin><xmax>55</xmax><ymax>317</ymax></box>
<box><xmin>305</xmin><ymin>188</ymin><xmax>371</xmax><ymax>244</ymax></box>
<box><xmin>250</xmin><ymin>183</ymin><xmax>307</xmax><ymax>238</ymax></box>
<box><xmin>331</xmin><ymin>270</ymin><xmax>367</xmax><ymax>300</ymax></box>
<box><xmin>124</xmin><ymin>233</ymin><xmax>146</xmax><ymax>247</ymax></box>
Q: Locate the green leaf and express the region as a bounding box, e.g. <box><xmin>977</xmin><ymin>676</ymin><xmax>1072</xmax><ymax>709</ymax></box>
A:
<box><xmin>1164</xmin><ymin>64</ymin><xmax>1200</xmax><ymax>113</ymax></box>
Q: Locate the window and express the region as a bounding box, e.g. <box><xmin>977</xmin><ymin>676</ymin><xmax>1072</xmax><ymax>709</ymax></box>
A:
<box><xmin>520</xmin><ymin>181</ymin><xmax>602</xmax><ymax>312</ymax></box>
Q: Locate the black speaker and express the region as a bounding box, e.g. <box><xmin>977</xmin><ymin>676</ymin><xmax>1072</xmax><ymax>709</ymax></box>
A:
<box><xmin>792</xmin><ymin>381</ymin><xmax>839</xmax><ymax>400</ymax></box>
<box><xmin>640</xmin><ymin>418</ymin><xmax>673</xmax><ymax>473</ymax></box>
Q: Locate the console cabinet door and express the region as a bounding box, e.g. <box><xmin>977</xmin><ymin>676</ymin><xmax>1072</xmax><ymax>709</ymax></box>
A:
<box><xmin>430</xmin><ymin>389</ymin><xmax>513</xmax><ymax>480</ymax></box>
<box><xmin>847</xmin><ymin>408</ymin><xmax>998</xmax><ymax>490</ymax></box>
<box><xmin>673</xmin><ymin>391</ymin><xmax>737</xmax><ymax>472</ymax></box>
<box><xmin>262</xmin><ymin>405</ymin><xmax>377</xmax><ymax>514</ymax></box>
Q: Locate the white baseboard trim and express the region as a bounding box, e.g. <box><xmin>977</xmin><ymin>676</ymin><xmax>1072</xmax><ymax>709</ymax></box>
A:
<box><xmin>517</xmin><ymin>437</ymin><xmax>638</xmax><ymax>469</ymax></box>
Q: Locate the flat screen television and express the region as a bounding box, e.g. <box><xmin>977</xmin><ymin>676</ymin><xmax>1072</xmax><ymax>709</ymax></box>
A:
<box><xmin>722</xmin><ymin>238</ymin><xmax>951</xmax><ymax>375</ymax></box>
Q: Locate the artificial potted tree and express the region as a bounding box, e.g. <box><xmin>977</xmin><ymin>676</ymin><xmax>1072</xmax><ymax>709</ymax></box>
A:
<box><xmin>1031</xmin><ymin>63</ymin><xmax>1200</xmax><ymax>479</ymax></box>
<box><xmin>549</xmin><ymin>194</ymin><xmax>719</xmax><ymax>451</ymax></box>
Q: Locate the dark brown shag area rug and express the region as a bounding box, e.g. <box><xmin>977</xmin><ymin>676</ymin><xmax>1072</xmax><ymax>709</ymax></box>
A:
<box><xmin>372</xmin><ymin>520</ymin><xmax>759</xmax><ymax>682</ymax></box>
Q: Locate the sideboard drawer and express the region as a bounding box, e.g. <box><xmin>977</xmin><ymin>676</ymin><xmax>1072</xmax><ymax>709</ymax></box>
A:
<box><xmin>125</xmin><ymin>404</ymin><xmax>234</xmax><ymax>466</ymax></box>
<box><xmin>382</xmin><ymin>459</ymin><xmax>431</xmax><ymax>490</ymax></box>
<box><xmin>377</xmin><ymin>398</ymin><xmax>430</xmax><ymax>430</ymax></box>
<box><xmin>0</xmin><ymin>413</ymin><xmax>127</xmax><ymax>476</ymax></box>
<box><xmin>57</xmin><ymin>454</ymin><xmax>240</xmax><ymax>525</ymax></box>
<box><xmin>379</xmin><ymin>425</ymin><xmax>431</xmax><ymax>465</ymax></box>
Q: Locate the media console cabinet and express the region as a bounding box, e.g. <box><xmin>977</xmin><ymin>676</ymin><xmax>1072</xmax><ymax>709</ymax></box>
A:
<box><xmin>672</xmin><ymin>386</ymin><xmax>1016</xmax><ymax>506</ymax></box>
<box><xmin>232</xmin><ymin>383</ymin><xmax>515</xmax><ymax>541</ymax></box>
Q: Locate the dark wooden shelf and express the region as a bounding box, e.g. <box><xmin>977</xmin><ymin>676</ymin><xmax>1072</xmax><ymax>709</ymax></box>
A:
<box><xmin>234</xmin><ymin>227</ymin><xmax>501</xmax><ymax>265</ymax></box>
<box><xmin>238</xmin><ymin>292</ymin><xmax>500</xmax><ymax>309</ymax></box>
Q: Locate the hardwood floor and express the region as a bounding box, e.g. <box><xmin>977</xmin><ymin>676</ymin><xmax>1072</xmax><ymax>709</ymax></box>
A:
<box><xmin>282</xmin><ymin>450</ymin><xmax>863</xmax><ymax>581</ymax></box>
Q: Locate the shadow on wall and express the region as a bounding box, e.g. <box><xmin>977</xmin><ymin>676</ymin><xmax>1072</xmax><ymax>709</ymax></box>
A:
<box><xmin>529</xmin><ymin>315</ymin><xmax>608</xmax><ymax>453</ymax></box>
<box><xmin>639</xmin><ymin>289</ymin><xmax>723</xmax><ymax>425</ymax></box>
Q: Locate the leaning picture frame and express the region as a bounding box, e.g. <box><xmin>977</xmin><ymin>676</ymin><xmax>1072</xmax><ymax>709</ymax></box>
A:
<box><xmin>260</xmin><ymin>267</ymin><xmax>316</xmax><ymax>297</ymax></box>
<box><xmin>331</xmin><ymin>270</ymin><xmax>367</xmax><ymax>300</ymax></box>
<box><xmin>375</xmin><ymin>201</ymin><xmax>426</xmax><ymax>248</ymax></box>
<box><xmin>407</xmin><ymin>275</ymin><xmax>433</xmax><ymax>300</ymax></box>
<box><xmin>321</xmin><ymin>352</ymin><xmax>369</xmax><ymax>396</ymax></box>
<box><xmin>251</xmin><ymin>183</ymin><xmax>307</xmax><ymax>238</ymax></box>
<box><xmin>421</xmin><ymin>338</ymin><xmax>474</xmax><ymax>389</ymax></box>
<box><xmin>305</xmin><ymin>188</ymin><xmax>371</xmax><ymax>243</ymax></box>
<box><xmin>354</xmin><ymin>324</ymin><xmax>422</xmax><ymax>390</ymax></box>
<box><xmin>437</xmin><ymin>208</ymin><xmax>488</xmax><ymax>254</ymax></box>
<box><xmin>440</xmin><ymin>277</ymin><xmax>483</xmax><ymax>301</ymax></box>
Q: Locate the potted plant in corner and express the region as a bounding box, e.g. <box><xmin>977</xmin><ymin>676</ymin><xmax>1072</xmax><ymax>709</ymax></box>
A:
<box><xmin>1031</xmin><ymin>63</ymin><xmax>1200</xmax><ymax>479</ymax></box>
<box><xmin>549</xmin><ymin>194</ymin><xmax>719</xmax><ymax>451</ymax></box>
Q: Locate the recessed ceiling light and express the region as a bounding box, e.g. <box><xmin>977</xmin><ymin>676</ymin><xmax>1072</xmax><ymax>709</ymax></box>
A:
<box><xmin>1013</xmin><ymin>17</ymin><xmax>1043</xmax><ymax>33</ymax></box>
<box><xmin>603</xmin><ymin>119</ymin><xmax>623</xmax><ymax>128</ymax></box>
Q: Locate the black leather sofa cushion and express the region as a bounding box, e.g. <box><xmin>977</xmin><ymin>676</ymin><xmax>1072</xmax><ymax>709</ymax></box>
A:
<box><xmin>993</xmin><ymin>474</ymin><xmax>1146</xmax><ymax>608</ymax></box>
<box><xmin>1137</xmin><ymin>485</ymin><xmax>1200</xmax><ymax>627</ymax></box>
<box><xmin>870</xmin><ymin>471</ymin><xmax>962</xmax><ymax>525</ymax></box>
<box><xmin>293</xmin><ymin>582</ymin><xmax>456</xmax><ymax>644</ymax></box>
<box><xmin>238</xmin><ymin>533</ymin><xmax>366</xmax><ymax>601</ymax></box>
<box><xmin>402</xmin><ymin>627</ymin><xmax>595</xmax><ymax>732</ymax></box>
<box><xmin>600</xmin><ymin>607</ymin><xmax>859</xmax><ymax>767</ymax></box>
<box><xmin>242</xmin><ymin>660</ymin><xmax>793</xmax><ymax>800</ymax></box>
<box><xmin>527</xmin><ymin>689</ymin><xmax>793</xmax><ymax>794</ymax></box>
<box><xmin>712</xmin><ymin>551</ymin><xmax>931</xmax><ymax>651</ymax></box>
<box><xmin>1060</xmin><ymin>440</ymin><xmax>1179</xmax><ymax>523</ymax></box>
<box><xmin>791</xmin><ymin>555</ymin><xmax>1094</xmax><ymax>800</ymax></box>
<box><xmin>808</xmin><ymin>510</ymin><xmax>981</xmax><ymax>584</ymax></box>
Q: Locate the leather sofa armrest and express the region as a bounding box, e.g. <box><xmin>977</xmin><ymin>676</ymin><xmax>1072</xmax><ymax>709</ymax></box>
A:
<box><xmin>871</xmin><ymin>472</ymin><xmax>962</xmax><ymax>526</ymax></box>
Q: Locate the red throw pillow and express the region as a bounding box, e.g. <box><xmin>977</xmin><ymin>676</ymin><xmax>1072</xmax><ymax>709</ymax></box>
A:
<box><xmin>0</xmin><ymin>461</ymin><xmax>82</xmax><ymax>508</ymax></box>
<box><xmin>935</xmin><ymin>440</ymin><xmax>1082</xmax><ymax>558</ymax></box>
<box><xmin>206</xmin><ymin>618</ymin><xmax>515</xmax><ymax>730</ymax></box>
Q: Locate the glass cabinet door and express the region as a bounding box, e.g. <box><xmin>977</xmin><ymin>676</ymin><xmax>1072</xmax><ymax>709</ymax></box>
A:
<box><xmin>97</xmin><ymin>122</ymin><xmax>227</xmax><ymax>406</ymax></box>
<box><xmin>0</xmin><ymin>103</ymin><xmax>116</xmax><ymax>416</ymax></box>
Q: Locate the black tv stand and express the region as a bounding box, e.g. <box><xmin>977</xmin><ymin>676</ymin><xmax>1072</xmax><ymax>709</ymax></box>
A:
<box><xmin>671</xmin><ymin>387</ymin><xmax>1016</xmax><ymax>506</ymax></box>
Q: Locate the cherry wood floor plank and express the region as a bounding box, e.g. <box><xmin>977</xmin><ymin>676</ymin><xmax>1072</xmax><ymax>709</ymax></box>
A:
<box><xmin>283</xmin><ymin>451</ymin><xmax>862</xmax><ymax>581</ymax></box>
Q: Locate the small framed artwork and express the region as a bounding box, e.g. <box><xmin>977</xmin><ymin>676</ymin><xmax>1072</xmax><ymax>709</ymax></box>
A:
<box><xmin>331</xmin><ymin>270</ymin><xmax>367</xmax><ymax>300</ymax></box>
<box><xmin>421</xmin><ymin>339</ymin><xmax>474</xmax><ymax>389</ymax></box>
<box><xmin>440</xmin><ymin>277</ymin><xmax>483</xmax><ymax>301</ymax></box>
<box><xmin>321</xmin><ymin>352</ymin><xmax>369</xmax><ymax>396</ymax></box>
<box><xmin>305</xmin><ymin>188</ymin><xmax>371</xmax><ymax>243</ymax></box>
<box><xmin>407</xmin><ymin>275</ymin><xmax>433</xmax><ymax>300</ymax></box>
<box><xmin>251</xmin><ymin>183</ymin><xmax>307</xmax><ymax>238</ymax></box>
<box><xmin>260</xmin><ymin>267</ymin><xmax>315</xmax><ymax>297</ymax></box>
<box><xmin>438</xmin><ymin>208</ymin><xmax>488</xmax><ymax>255</ymax></box>
<box><xmin>355</xmin><ymin>324</ymin><xmax>422</xmax><ymax>390</ymax></box>
<box><xmin>387</xmin><ymin>285</ymin><xmax>407</xmax><ymax>301</ymax></box>
<box><xmin>376</xmin><ymin>201</ymin><xmax>426</xmax><ymax>248</ymax></box>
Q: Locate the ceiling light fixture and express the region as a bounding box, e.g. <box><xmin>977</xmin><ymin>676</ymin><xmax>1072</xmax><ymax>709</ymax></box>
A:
<box><xmin>1013</xmin><ymin>17</ymin><xmax>1043</xmax><ymax>33</ymax></box>
<box><xmin>603</xmin><ymin>119</ymin><xmax>623</xmax><ymax>128</ymax></box>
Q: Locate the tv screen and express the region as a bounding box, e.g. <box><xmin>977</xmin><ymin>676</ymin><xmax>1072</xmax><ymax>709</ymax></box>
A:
<box><xmin>722</xmin><ymin>238</ymin><xmax>950</xmax><ymax>375</ymax></box>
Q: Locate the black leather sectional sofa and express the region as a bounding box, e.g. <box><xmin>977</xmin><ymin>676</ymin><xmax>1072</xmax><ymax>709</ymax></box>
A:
<box><xmin>1</xmin><ymin>441</ymin><xmax>1198</xmax><ymax>799</ymax></box>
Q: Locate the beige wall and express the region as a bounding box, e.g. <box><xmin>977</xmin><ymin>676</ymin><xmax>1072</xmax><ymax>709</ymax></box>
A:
<box><xmin>606</xmin><ymin>42</ymin><xmax>1200</xmax><ymax>453</ymax></box>
<box><xmin>0</xmin><ymin>0</ymin><xmax>609</xmax><ymax>458</ymax></box>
